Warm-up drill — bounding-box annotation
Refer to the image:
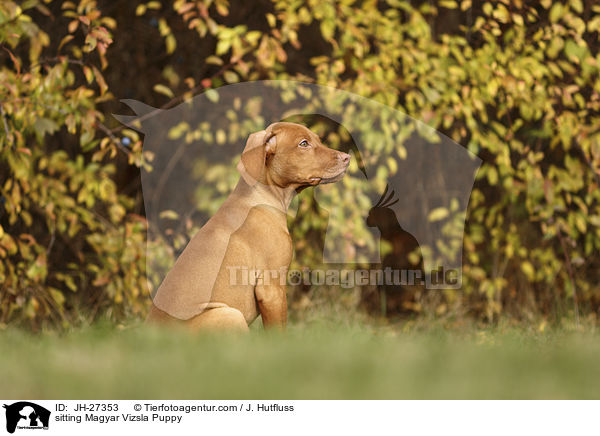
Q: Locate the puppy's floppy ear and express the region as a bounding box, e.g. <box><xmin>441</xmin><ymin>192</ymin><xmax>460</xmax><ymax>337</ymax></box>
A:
<box><xmin>237</xmin><ymin>126</ymin><xmax>277</xmax><ymax>186</ymax></box>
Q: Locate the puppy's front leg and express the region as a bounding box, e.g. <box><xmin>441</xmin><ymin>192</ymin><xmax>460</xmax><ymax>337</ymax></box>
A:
<box><xmin>255</xmin><ymin>279</ymin><xmax>287</xmax><ymax>329</ymax></box>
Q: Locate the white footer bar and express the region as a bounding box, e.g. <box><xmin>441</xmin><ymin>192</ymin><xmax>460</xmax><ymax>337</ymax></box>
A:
<box><xmin>1</xmin><ymin>400</ymin><xmax>595</xmax><ymax>435</ymax></box>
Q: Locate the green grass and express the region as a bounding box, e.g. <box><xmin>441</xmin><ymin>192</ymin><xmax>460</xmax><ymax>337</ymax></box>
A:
<box><xmin>1</xmin><ymin>321</ymin><xmax>599</xmax><ymax>399</ymax></box>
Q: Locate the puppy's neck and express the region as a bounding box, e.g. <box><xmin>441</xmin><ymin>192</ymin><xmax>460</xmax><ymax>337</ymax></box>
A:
<box><xmin>235</xmin><ymin>178</ymin><xmax>297</xmax><ymax>213</ymax></box>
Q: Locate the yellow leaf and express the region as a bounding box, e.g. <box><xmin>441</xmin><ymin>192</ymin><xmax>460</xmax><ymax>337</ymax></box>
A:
<box><xmin>223</xmin><ymin>70</ymin><xmax>238</xmax><ymax>83</ymax></box>
<box><xmin>396</xmin><ymin>145</ymin><xmax>407</xmax><ymax>160</ymax></box>
<box><xmin>549</xmin><ymin>3</ymin><xmax>563</xmax><ymax>23</ymax></box>
<box><xmin>570</xmin><ymin>0</ymin><xmax>583</xmax><ymax>13</ymax></box>
<box><xmin>575</xmin><ymin>214</ymin><xmax>587</xmax><ymax>233</ymax></box>
<box><xmin>50</xmin><ymin>288</ymin><xmax>65</xmax><ymax>306</ymax></box>
<box><xmin>205</xmin><ymin>56</ymin><xmax>223</xmax><ymax>65</ymax></box>
<box><xmin>521</xmin><ymin>261</ymin><xmax>535</xmax><ymax>280</ymax></box>
<box><xmin>58</xmin><ymin>34</ymin><xmax>74</xmax><ymax>51</ymax></box>
<box><xmin>153</xmin><ymin>84</ymin><xmax>174</xmax><ymax>98</ymax></box>
<box><xmin>216</xmin><ymin>39</ymin><xmax>231</xmax><ymax>55</ymax></box>
<box><xmin>205</xmin><ymin>89</ymin><xmax>219</xmax><ymax>103</ymax></box>
<box><xmin>159</xmin><ymin>210</ymin><xmax>179</xmax><ymax>220</ymax></box>
<box><xmin>387</xmin><ymin>157</ymin><xmax>397</xmax><ymax>175</ymax></box>
<box><xmin>428</xmin><ymin>208</ymin><xmax>449</xmax><ymax>222</ymax></box>
<box><xmin>320</xmin><ymin>20</ymin><xmax>335</xmax><ymax>40</ymax></box>
<box><xmin>83</xmin><ymin>66</ymin><xmax>93</xmax><ymax>84</ymax></box>
<box><xmin>439</xmin><ymin>1</ymin><xmax>458</xmax><ymax>9</ymax></box>
<box><xmin>487</xmin><ymin>166</ymin><xmax>498</xmax><ymax>185</ymax></box>
<box><xmin>165</xmin><ymin>34</ymin><xmax>176</xmax><ymax>54</ymax></box>
<box><xmin>215</xmin><ymin>2</ymin><xmax>229</xmax><ymax>16</ymax></box>
<box><xmin>68</xmin><ymin>19</ymin><xmax>79</xmax><ymax>33</ymax></box>
<box><xmin>216</xmin><ymin>129</ymin><xmax>227</xmax><ymax>144</ymax></box>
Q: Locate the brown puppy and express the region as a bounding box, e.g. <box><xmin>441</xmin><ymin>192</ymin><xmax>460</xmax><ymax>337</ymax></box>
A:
<box><xmin>147</xmin><ymin>122</ymin><xmax>350</xmax><ymax>331</ymax></box>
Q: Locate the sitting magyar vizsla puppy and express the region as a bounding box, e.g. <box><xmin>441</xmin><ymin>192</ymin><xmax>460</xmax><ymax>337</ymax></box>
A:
<box><xmin>147</xmin><ymin>122</ymin><xmax>350</xmax><ymax>331</ymax></box>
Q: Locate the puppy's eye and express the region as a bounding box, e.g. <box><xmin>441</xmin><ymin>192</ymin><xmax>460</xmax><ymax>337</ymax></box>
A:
<box><xmin>298</xmin><ymin>140</ymin><xmax>310</xmax><ymax>148</ymax></box>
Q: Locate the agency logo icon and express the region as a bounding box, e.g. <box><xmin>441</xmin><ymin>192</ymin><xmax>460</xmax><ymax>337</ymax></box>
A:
<box><xmin>3</xmin><ymin>402</ymin><xmax>50</xmax><ymax>434</ymax></box>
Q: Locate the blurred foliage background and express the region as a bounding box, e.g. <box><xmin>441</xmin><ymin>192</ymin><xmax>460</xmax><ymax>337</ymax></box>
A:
<box><xmin>0</xmin><ymin>0</ymin><xmax>599</xmax><ymax>330</ymax></box>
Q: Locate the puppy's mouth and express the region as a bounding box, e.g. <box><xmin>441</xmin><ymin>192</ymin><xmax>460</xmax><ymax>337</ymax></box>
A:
<box><xmin>308</xmin><ymin>166</ymin><xmax>348</xmax><ymax>185</ymax></box>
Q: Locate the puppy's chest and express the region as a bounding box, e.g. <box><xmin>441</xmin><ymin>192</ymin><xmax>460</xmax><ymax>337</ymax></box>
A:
<box><xmin>262</xmin><ymin>230</ymin><xmax>293</xmax><ymax>267</ymax></box>
<box><xmin>234</xmin><ymin>224</ymin><xmax>288</xmax><ymax>269</ymax></box>
<box><xmin>242</xmin><ymin>205</ymin><xmax>293</xmax><ymax>266</ymax></box>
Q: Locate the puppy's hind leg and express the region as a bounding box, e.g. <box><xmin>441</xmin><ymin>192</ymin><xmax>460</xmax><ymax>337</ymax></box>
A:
<box><xmin>185</xmin><ymin>306</ymin><xmax>249</xmax><ymax>332</ymax></box>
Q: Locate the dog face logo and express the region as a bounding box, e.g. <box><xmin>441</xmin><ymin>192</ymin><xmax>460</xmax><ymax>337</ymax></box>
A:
<box><xmin>3</xmin><ymin>402</ymin><xmax>50</xmax><ymax>433</ymax></box>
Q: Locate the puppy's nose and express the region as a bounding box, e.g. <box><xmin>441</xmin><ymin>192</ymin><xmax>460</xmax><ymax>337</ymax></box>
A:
<box><xmin>340</xmin><ymin>152</ymin><xmax>350</xmax><ymax>164</ymax></box>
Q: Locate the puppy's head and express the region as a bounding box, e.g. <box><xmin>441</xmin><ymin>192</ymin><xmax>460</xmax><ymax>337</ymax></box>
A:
<box><xmin>238</xmin><ymin>122</ymin><xmax>350</xmax><ymax>188</ymax></box>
